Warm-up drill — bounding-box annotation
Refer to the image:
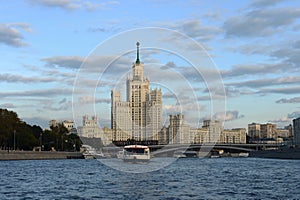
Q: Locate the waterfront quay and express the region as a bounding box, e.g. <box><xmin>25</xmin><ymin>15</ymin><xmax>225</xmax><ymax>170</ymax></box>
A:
<box><xmin>0</xmin><ymin>150</ymin><xmax>83</xmax><ymax>161</ymax></box>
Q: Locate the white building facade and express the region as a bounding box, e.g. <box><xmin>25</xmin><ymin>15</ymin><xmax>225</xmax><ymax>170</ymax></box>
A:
<box><xmin>111</xmin><ymin>42</ymin><xmax>162</xmax><ymax>142</ymax></box>
<box><xmin>77</xmin><ymin>115</ymin><xmax>112</xmax><ymax>145</ymax></box>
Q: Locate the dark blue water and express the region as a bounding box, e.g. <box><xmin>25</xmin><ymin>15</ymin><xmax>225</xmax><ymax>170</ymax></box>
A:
<box><xmin>1</xmin><ymin>158</ymin><xmax>300</xmax><ymax>199</ymax></box>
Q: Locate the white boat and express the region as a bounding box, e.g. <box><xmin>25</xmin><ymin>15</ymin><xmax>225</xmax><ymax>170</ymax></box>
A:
<box><xmin>238</xmin><ymin>152</ymin><xmax>249</xmax><ymax>157</ymax></box>
<box><xmin>122</xmin><ymin>145</ymin><xmax>150</xmax><ymax>162</ymax></box>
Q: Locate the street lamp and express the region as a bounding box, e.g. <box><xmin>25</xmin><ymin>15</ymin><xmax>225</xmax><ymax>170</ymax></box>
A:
<box><xmin>39</xmin><ymin>133</ymin><xmax>43</xmax><ymax>151</ymax></box>
<box><xmin>13</xmin><ymin>130</ymin><xmax>16</xmax><ymax>151</ymax></box>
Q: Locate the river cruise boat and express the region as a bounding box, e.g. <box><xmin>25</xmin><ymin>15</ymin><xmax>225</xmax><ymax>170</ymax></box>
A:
<box><xmin>122</xmin><ymin>145</ymin><xmax>150</xmax><ymax>162</ymax></box>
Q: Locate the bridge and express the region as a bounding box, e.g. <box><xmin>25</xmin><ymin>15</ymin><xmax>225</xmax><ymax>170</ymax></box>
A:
<box><xmin>149</xmin><ymin>143</ymin><xmax>283</xmax><ymax>156</ymax></box>
<box><xmin>102</xmin><ymin>143</ymin><xmax>283</xmax><ymax>157</ymax></box>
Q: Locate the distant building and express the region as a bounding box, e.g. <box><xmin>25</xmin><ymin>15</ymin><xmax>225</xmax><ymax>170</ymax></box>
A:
<box><xmin>202</xmin><ymin>120</ymin><xmax>223</xmax><ymax>143</ymax></box>
<box><xmin>248</xmin><ymin>123</ymin><xmax>261</xmax><ymax>139</ymax></box>
<box><xmin>293</xmin><ymin>118</ymin><xmax>300</xmax><ymax>147</ymax></box>
<box><xmin>158</xmin><ymin>126</ymin><xmax>168</xmax><ymax>145</ymax></box>
<box><xmin>168</xmin><ymin>114</ymin><xmax>191</xmax><ymax>144</ymax></box>
<box><xmin>49</xmin><ymin>119</ymin><xmax>59</xmax><ymax>128</ymax></box>
<box><xmin>191</xmin><ymin>128</ymin><xmax>209</xmax><ymax>144</ymax></box>
<box><xmin>78</xmin><ymin>115</ymin><xmax>99</xmax><ymax>138</ymax></box>
<box><xmin>62</xmin><ymin>120</ymin><xmax>75</xmax><ymax>131</ymax></box>
<box><xmin>111</xmin><ymin>42</ymin><xmax>162</xmax><ymax>142</ymax></box>
<box><xmin>222</xmin><ymin>128</ymin><xmax>247</xmax><ymax>144</ymax></box>
<box><xmin>158</xmin><ymin>118</ymin><xmax>246</xmax><ymax>145</ymax></box>
<box><xmin>77</xmin><ymin>115</ymin><xmax>112</xmax><ymax>146</ymax></box>
<box><xmin>260</xmin><ymin>123</ymin><xmax>277</xmax><ymax>139</ymax></box>
<box><xmin>277</xmin><ymin>125</ymin><xmax>293</xmax><ymax>139</ymax></box>
<box><xmin>248</xmin><ymin>122</ymin><xmax>277</xmax><ymax>140</ymax></box>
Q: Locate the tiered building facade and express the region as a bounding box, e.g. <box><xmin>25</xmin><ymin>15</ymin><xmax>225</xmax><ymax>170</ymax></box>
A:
<box><xmin>111</xmin><ymin>42</ymin><xmax>162</xmax><ymax>142</ymax></box>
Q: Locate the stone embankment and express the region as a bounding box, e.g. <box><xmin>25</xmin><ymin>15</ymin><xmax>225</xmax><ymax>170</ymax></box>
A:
<box><xmin>249</xmin><ymin>148</ymin><xmax>300</xmax><ymax>159</ymax></box>
<box><xmin>0</xmin><ymin>150</ymin><xmax>83</xmax><ymax>160</ymax></box>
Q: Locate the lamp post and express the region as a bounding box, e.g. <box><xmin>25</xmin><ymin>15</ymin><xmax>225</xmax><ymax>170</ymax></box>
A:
<box><xmin>13</xmin><ymin>130</ymin><xmax>16</xmax><ymax>151</ymax></box>
<box><xmin>39</xmin><ymin>133</ymin><xmax>43</xmax><ymax>151</ymax></box>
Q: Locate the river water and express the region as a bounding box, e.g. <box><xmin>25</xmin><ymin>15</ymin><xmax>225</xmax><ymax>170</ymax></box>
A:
<box><xmin>1</xmin><ymin>158</ymin><xmax>300</xmax><ymax>199</ymax></box>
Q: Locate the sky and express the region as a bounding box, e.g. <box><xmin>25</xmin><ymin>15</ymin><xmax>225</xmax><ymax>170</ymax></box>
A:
<box><xmin>0</xmin><ymin>0</ymin><xmax>300</xmax><ymax>130</ymax></box>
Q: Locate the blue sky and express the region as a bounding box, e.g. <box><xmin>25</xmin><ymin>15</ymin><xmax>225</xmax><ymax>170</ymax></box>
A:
<box><xmin>0</xmin><ymin>0</ymin><xmax>300</xmax><ymax>130</ymax></box>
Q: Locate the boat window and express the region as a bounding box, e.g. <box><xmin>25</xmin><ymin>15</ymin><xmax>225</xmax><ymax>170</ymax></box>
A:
<box><xmin>125</xmin><ymin>148</ymin><xmax>145</xmax><ymax>153</ymax></box>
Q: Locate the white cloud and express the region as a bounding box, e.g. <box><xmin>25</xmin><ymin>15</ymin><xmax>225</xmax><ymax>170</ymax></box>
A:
<box><xmin>224</xmin><ymin>7</ymin><xmax>300</xmax><ymax>37</ymax></box>
<box><xmin>0</xmin><ymin>23</ymin><xmax>31</xmax><ymax>47</ymax></box>
<box><xmin>0</xmin><ymin>103</ymin><xmax>16</xmax><ymax>109</ymax></box>
<box><xmin>259</xmin><ymin>86</ymin><xmax>300</xmax><ymax>95</ymax></box>
<box><xmin>276</xmin><ymin>97</ymin><xmax>300</xmax><ymax>104</ymax></box>
<box><xmin>157</xmin><ymin>19</ymin><xmax>222</xmax><ymax>42</ymax></box>
<box><xmin>29</xmin><ymin>0</ymin><xmax>119</xmax><ymax>11</ymax></box>
<box><xmin>250</xmin><ymin>0</ymin><xmax>286</xmax><ymax>8</ymax></box>
<box><xmin>78</xmin><ymin>95</ymin><xmax>110</xmax><ymax>104</ymax></box>
<box><xmin>29</xmin><ymin>0</ymin><xmax>81</xmax><ymax>10</ymax></box>
<box><xmin>227</xmin><ymin>76</ymin><xmax>300</xmax><ymax>89</ymax></box>
<box><xmin>0</xmin><ymin>73</ymin><xmax>57</xmax><ymax>83</ymax></box>
<box><xmin>0</xmin><ymin>88</ymin><xmax>72</xmax><ymax>98</ymax></box>
<box><xmin>269</xmin><ymin>111</ymin><xmax>300</xmax><ymax>127</ymax></box>
<box><xmin>214</xmin><ymin>110</ymin><xmax>244</xmax><ymax>121</ymax></box>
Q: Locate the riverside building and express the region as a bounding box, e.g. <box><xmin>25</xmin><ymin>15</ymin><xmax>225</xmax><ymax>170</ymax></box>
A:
<box><xmin>78</xmin><ymin>43</ymin><xmax>247</xmax><ymax>145</ymax></box>
<box><xmin>248</xmin><ymin>122</ymin><xmax>278</xmax><ymax>141</ymax></box>
<box><xmin>77</xmin><ymin>115</ymin><xmax>112</xmax><ymax>145</ymax></box>
<box><xmin>111</xmin><ymin>42</ymin><xmax>162</xmax><ymax>142</ymax></box>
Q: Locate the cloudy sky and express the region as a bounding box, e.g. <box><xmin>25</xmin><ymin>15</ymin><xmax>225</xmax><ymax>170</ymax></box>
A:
<box><xmin>1</xmin><ymin>0</ymin><xmax>299</xmax><ymax>129</ymax></box>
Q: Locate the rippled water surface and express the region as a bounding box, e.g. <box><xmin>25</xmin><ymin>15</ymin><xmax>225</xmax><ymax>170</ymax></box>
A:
<box><xmin>1</xmin><ymin>158</ymin><xmax>300</xmax><ymax>199</ymax></box>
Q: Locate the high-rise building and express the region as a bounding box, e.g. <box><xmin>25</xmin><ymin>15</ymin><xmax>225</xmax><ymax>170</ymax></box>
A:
<box><xmin>111</xmin><ymin>42</ymin><xmax>162</xmax><ymax>141</ymax></box>
<box><xmin>293</xmin><ymin>117</ymin><xmax>300</xmax><ymax>146</ymax></box>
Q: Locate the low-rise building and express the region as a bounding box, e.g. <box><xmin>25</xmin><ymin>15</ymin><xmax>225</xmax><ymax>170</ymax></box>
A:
<box><xmin>77</xmin><ymin>115</ymin><xmax>112</xmax><ymax>146</ymax></box>
<box><xmin>62</xmin><ymin>120</ymin><xmax>75</xmax><ymax>131</ymax></box>
<box><xmin>49</xmin><ymin>119</ymin><xmax>59</xmax><ymax>128</ymax></box>
<box><xmin>221</xmin><ymin>128</ymin><xmax>247</xmax><ymax>144</ymax></box>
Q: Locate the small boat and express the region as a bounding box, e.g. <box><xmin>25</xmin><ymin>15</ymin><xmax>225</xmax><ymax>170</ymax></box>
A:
<box><xmin>231</xmin><ymin>152</ymin><xmax>249</xmax><ymax>157</ymax></box>
<box><xmin>238</xmin><ymin>152</ymin><xmax>249</xmax><ymax>157</ymax></box>
<box><xmin>82</xmin><ymin>145</ymin><xmax>106</xmax><ymax>159</ymax></box>
<box><xmin>210</xmin><ymin>150</ymin><xmax>220</xmax><ymax>158</ymax></box>
<box><xmin>173</xmin><ymin>150</ymin><xmax>187</xmax><ymax>158</ymax></box>
<box><xmin>122</xmin><ymin>145</ymin><xmax>150</xmax><ymax>162</ymax></box>
<box><xmin>116</xmin><ymin>150</ymin><xmax>124</xmax><ymax>159</ymax></box>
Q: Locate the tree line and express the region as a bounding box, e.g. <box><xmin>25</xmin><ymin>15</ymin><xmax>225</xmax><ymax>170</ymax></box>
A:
<box><xmin>0</xmin><ymin>108</ymin><xmax>81</xmax><ymax>151</ymax></box>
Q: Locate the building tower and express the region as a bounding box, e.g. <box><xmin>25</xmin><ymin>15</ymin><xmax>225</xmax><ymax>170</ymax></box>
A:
<box><xmin>111</xmin><ymin>42</ymin><xmax>162</xmax><ymax>141</ymax></box>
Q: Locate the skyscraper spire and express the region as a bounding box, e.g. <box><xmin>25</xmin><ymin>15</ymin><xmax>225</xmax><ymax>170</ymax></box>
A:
<box><xmin>136</xmin><ymin>42</ymin><xmax>140</xmax><ymax>64</ymax></box>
